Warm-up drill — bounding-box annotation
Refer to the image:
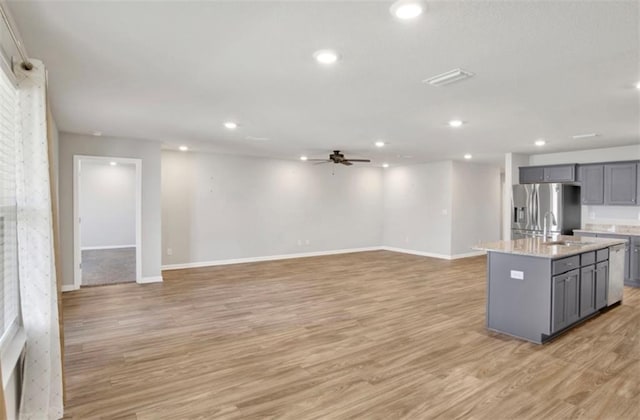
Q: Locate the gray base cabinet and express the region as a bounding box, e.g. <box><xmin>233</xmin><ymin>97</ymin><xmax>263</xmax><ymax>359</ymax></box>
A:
<box><xmin>576</xmin><ymin>232</ymin><xmax>638</xmax><ymax>286</ymax></box>
<box><xmin>579</xmin><ymin>265</ymin><xmax>596</xmax><ymax>318</ymax></box>
<box><xmin>487</xmin><ymin>247</ymin><xmax>611</xmax><ymax>344</ymax></box>
<box><xmin>631</xmin><ymin>237</ymin><xmax>640</xmax><ymax>287</ymax></box>
<box><xmin>552</xmin><ymin>269</ymin><xmax>580</xmax><ymax>333</ymax></box>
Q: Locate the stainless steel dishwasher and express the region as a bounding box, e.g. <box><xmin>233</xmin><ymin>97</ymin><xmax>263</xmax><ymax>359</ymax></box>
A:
<box><xmin>608</xmin><ymin>244</ymin><xmax>625</xmax><ymax>306</ymax></box>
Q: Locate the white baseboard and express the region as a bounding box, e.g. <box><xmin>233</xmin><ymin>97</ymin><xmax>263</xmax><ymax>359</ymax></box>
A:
<box><xmin>450</xmin><ymin>250</ymin><xmax>486</xmax><ymax>260</ymax></box>
<box><xmin>381</xmin><ymin>246</ymin><xmax>451</xmax><ymax>260</ymax></box>
<box><xmin>381</xmin><ymin>246</ymin><xmax>486</xmax><ymax>260</ymax></box>
<box><xmin>137</xmin><ymin>276</ymin><xmax>163</xmax><ymax>284</ymax></box>
<box><xmin>61</xmin><ymin>284</ymin><xmax>78</xmax><ymax>292</ymax></box>
<box><xmin>161</xmin><ymin>247</ymin><xmax>383</xmax><ymax>271</ymax></box>
<box><xmin>81</xmin><ymin>245</ymin><xmax>136</xmax><ymax>251</ymax></box>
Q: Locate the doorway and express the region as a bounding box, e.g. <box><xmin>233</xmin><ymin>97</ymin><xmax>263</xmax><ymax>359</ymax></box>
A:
<box><xmin>73</xmin><ymin>156</ymin><xmax>142</xmax><ymax>288</ymax></box>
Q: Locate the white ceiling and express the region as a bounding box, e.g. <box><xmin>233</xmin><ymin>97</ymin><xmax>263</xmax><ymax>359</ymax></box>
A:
<box><xmin>9</xmin><ymin>0</ymin><xmax>640</xmax><ymax>165</ymax></box>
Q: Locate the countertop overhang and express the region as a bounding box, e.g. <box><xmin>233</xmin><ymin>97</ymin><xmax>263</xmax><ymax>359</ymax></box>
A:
<box><xmin>475</xmin><ymin>235</ymin><xmax>627</xmax><ymax>259</ymax></box>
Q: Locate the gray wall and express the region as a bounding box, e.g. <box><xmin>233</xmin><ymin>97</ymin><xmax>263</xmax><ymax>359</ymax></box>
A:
<box><xmin>451</xmin><ymin>161</ymin><xmax>502</xmax><ymax>255</ymax></box>
<box><xmin>382</xmin><ymin>161</ymin><xmax>454</xmax><ymax>256</ymax></box>
<box><xmin>59</xmin><ymin>132</ymin><xmax>162</xmax><ymax>284</ymax></box>
<box><xmin>80</xmin><ymin>161</ymin><xmax>136</xmax><ymax>248</ymax></box>
<box><xmin>383</xmin><ymin>160</ymin><xmax>502</xmax><ymax>257</ymax></box>
<box><xmin>161</xmin><ymin>151</ymin><xmax>383</xmax><ymax>265</ymax></box>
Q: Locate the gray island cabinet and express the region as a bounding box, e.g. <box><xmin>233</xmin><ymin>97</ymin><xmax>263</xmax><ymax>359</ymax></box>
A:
<box><xmin>475</xmin><ymin>236</ymin><xmax>626</xmax><ymax>344</ymax></box>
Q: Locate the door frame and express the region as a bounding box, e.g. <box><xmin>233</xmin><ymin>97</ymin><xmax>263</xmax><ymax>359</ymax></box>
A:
<box><xmin>73</xmin><ymin>155</ymin><xmax>142</xmax><ymax>289</ymax></box>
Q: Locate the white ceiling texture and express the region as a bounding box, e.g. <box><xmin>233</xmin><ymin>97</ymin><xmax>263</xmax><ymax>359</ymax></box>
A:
<box><xmin>8</xmin><ymin>0</ymin><xmax>640</xmax><ymax>165</ymax></box>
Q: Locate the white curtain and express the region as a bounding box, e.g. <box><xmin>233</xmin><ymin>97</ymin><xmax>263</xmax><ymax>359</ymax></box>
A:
<box><xmin>15</xmin><ymin>59</ymin><xmax>63</xmax><ymax>420</ymax></box>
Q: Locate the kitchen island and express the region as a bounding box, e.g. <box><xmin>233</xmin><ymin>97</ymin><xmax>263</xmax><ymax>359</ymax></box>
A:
<box><xmin>475</xmin><ymin>235</ymin><xmax>627</xmax><ymax>344</ymax></box>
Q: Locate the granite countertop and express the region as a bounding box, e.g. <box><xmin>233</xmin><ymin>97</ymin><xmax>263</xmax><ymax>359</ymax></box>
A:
<box><xmin>474</xmin><ymin>235</ymin><xmax>627</xmax><ymax>259</ymax></box>
<box><xmin>573</xmin><ymin>224</ymin><xmax>640</xmax><ymax>236</ymax></box>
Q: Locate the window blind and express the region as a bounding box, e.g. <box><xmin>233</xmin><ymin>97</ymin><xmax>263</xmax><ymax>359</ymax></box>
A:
<box><xmin>0</xmin><ymin>63</ymin><xmax>19</xmax><ymax>343</ymax></box>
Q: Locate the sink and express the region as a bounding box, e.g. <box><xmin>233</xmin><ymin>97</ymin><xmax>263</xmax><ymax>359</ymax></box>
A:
<box><xmin>543</xmin><ymin>240</ymin><xmax>588</xmax><ymax>246</ymax></box>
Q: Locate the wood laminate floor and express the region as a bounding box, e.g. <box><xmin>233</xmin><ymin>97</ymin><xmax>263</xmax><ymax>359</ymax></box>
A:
<box><xmin>62</xmin><ymin>251</ymin><xmax>640</xmax><ymax>419</ymax></box>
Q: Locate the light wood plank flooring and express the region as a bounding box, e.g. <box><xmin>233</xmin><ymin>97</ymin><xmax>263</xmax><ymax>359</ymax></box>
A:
<box><xmin>62</xmin><ymin>250</ymin><xmax>640</xmax><ymax>419</ymax></box>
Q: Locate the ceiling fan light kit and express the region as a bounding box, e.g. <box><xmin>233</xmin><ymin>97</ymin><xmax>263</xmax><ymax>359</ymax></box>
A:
<box><xmin>305</xmin><ymin>150</ymin><xmax>371</xmax><ymax>166</ymax></box>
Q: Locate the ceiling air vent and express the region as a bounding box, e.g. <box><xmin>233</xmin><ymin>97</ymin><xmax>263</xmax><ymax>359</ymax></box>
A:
<box><xmin>423</xmin><ymin>68</ymin><xmax>474</xmax><ymax>86</ymax></box>
<box><xmin>571</xmin><ymin>133</ymin><xmax>599</xmax><ymax>140</ymax></box>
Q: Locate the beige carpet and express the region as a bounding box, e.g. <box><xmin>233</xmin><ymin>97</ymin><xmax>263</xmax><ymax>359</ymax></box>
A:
<box><xmin>81</xmin><ymin>247</ymin><xmax>136</xmax><ymax>286</ymax></box>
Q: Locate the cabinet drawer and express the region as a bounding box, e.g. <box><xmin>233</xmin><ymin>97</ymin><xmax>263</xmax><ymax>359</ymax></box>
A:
<box><xmin>553</xmin><ymin>256</ymin><xmax>580</xmax><ymax>276</ymax></box>
<box><xmin>596</xmin><ymin>248</ymin><xmax>609</xmax><ymax>262</ymax></box>
<box><xmin>581</xmin><ymin>252</ymin><xmax>596</xmax><ymax>266</ymax></box>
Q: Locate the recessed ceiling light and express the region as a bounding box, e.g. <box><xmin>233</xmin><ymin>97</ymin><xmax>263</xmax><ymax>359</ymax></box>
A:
<box><xmin>535</xmin><ymin>139</ymin><xmax>546</xmax><ymax>146</ymax></box>
<box><xmin>390</xmin><ymin>0</ymin><xmax>424</xmax><ymax>20</ymax></box>
<box><xmin>300</xmin><ymin>156</ymin><xmax>308</xmax><ymax>161</ymax></box>
<box><xmin>92</xmin><ymin>131</ymin><xmax>102</xmax><ymax>136</ymax></box>
<box><xmin>179</xmin><ymin>145</ymin><xmax>189</xmax><ymax>151</ymax></box>
<box><xmin>224</xmin><ymin>121</ymin><xmax>238</xmax><ymax>130</ymax></box>
<box><xmin>635</xmin><ymin>81</ymin><xmax>640</xmax><ymax>89</ymax></box>
<box><xmin>463</xmin><ymin>154</ymin><xmax>472</xmax><ymax>160</ymax></box>
<box><xmin>313</xmin><ymin>49</ymin><xmax>339</xmax><ymax>65</ymax></box>
<box><xmin>449</xmin><ymin>119</ymin><xmax>464</xmax><ymax>128</ymax></box>
<box><xmin>382</xmin><ymin>163</ymin><xmax>390</xmax><ymax>168</ymax></box>
<box><xmin>572</xmin><ymin>133</ymin><xmax>599</xmax><ymax>140</ymax></box>
<box><xmin>109</xmin><ymin>161</ymin><xmax>117</xmax><ymax>166</ymax></box>
<box><xmin>375</xmin><ymin>141</ymin><xmax>385</xmax><ymax>148</ymax></box>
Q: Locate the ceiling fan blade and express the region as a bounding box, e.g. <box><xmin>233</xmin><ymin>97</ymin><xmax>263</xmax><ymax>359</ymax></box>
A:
<box><xmin>341</xmin><ymin>161</ymin><xmax>353</xmax><ymax>166</ymax></box>
<box><xmin>345</xmin><ymin>159</ymin><xmax>371</xmax><ymax>162</ymax></box>
<box><xmin>313</xmin><ymin>161</ymin><xmax>330</xmax><ymax>165</ymax></box>
<box><xmin>306</xmin><ymin>159</ymin><xmax>330</xmax><ymax>162</ymax></box>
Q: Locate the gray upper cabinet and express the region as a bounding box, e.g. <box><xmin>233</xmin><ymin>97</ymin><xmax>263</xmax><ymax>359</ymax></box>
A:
<box><xmin>544</xmin><ymin>165</ymin><xmax>576</xmax><ymax>183</ymax></box>
<box><xmin>520</xmin><ymin>167</ymin><xmax>544</xmax><ymax>184</ymax></box>
<box><xmin>578</xmin><ymin>165</ymin><xmax>604</xmax><ymax>205</ymax></box>
<box><xmin>520</xmin><ymin>164</ymin><xmax>575</xmax><ymax>184</ymax></box>
<box><xmin>604</xmin><ymin>163</ymin><xmax>637</xmax><ymax>205</ymax></box>
<box><xmin>520</xmin><ymin>160</ymin><xmax>639</xmax><ymax>205</ymax></box>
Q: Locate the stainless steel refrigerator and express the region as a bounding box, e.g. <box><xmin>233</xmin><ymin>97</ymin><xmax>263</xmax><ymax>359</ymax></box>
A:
<box><xmin>511</xmin><ymin>184</ymin><xmax>581</xmax><ymax>239</ymax></box>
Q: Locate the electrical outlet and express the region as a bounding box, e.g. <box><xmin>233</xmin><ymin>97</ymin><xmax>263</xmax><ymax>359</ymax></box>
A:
<box><xmin>167</xmin><ymin>248</ymin><xmax>173</xmax><ymax>256</ymax></box>
<box><xmin>297</xmin><ymin>239</ymin><xmax>302</xmax><ymax>246</ymax></box>
<box><xmin>305</xmin><ymin>239</ymin><xmax>310</xmax><ymax>245</ymax></box>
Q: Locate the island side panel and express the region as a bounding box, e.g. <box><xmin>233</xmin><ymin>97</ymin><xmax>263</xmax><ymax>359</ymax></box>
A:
<box><xmin>487</xmin><ymin>252</ymin><xmax>552</xmax><ymax>343</ymax></box>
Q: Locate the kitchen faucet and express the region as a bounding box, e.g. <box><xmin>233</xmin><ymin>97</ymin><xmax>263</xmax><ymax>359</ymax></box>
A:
<box><xmin>543</xmin><ymin>211</ymin><xmax>557</xmax><ymax>240</ymax></box>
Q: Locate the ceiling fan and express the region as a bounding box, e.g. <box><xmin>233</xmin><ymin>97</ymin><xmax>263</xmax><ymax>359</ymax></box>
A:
<box><xmin>306</xmin><ymin>150</ymin><xmax>371</xmax><ymax>166</ymax></box>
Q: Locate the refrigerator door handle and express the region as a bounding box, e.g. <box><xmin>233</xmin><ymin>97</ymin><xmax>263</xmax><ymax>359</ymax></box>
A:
<box><xmin>533</xmin><ymin>186</ymin><xmax>538</xmax><ymax>231</ymax></box>
<box><xmin>528</xmin><ymin>186</ymin><xmax>533</xmax><ymax>230</ymax></box>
